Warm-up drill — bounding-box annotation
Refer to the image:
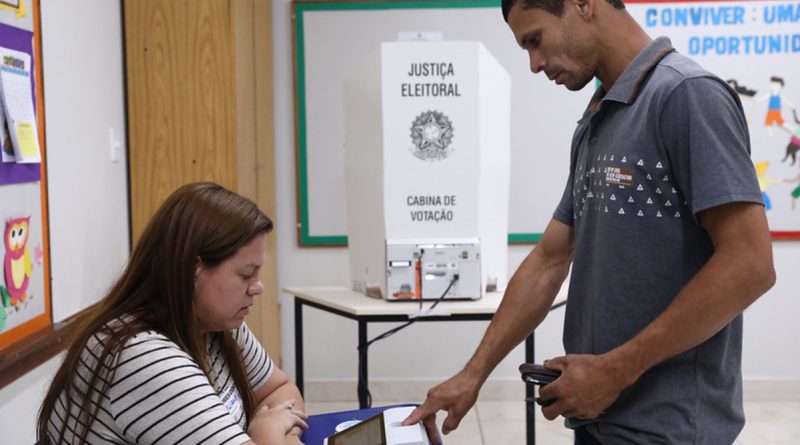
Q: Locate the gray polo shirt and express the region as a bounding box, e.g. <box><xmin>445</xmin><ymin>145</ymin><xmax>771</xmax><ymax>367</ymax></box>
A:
<box><xmin>553</xmin><ymin>37</ymin><xmax>763</xmax><ymax>444</ymax></box>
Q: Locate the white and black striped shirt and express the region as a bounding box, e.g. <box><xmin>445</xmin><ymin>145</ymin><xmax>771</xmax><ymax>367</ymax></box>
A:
<box><xmin>47</xmin><ymin>323</ymin><xmax>273</xmax><ymax>444</ymax></box>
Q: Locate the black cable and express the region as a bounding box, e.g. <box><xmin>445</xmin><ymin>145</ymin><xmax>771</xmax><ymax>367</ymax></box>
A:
<box><xmin>357</xmin><ymin>275</ymin><xmax>459</xmax><ymax>408</ymax></box>
<box><xmin>418</xmin><ymin>249</ymin><xmax>425</xmax><ymax>312</ymax></box>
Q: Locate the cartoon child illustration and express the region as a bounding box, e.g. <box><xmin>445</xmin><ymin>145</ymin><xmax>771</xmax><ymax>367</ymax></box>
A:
<box><xmin>755</xmin><ymin>161</ymin><xmax>780</xmax><ymax>211</ymax></box>
<box><xmin>785</xmin><ymin>173</ymin><xmax>800</xmax><ymax>210</ymax></box>
<box><xmin>781</xmin><ymin>109</ymin><xmax>800</xmax><ymax>166</ymax></box>
<box><xmin>757</xmin><ymin>76</ymin><xmax>795</xmax><ymax>136</ymax></box>
<box><xmin>727</xmin><ymin>79</ymin><xmax>758</xmax><ymax>122</ymax></box>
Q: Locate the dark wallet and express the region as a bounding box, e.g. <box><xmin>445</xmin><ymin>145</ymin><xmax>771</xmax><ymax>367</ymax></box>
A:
<box><xmin>519</xmin><ymin>363</ymin><xmax>561</xmax><ymax>407</ymax></box>
<box><xmin>519</xmin><ymin>363</ymin><xmax>561</xmax><ymax>386</ymax></box>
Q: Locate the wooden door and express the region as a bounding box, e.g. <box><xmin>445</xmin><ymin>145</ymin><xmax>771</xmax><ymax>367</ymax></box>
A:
<box><xmin>124</xmin><ymin>0</ymin><xmax>281</xmax><ymax>359</ymax></box>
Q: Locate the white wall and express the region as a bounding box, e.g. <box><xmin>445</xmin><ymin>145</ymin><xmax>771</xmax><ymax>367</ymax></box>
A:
<box><xmin>0</xmin><ymin>355</ymin><xmax>61</xmax><ymax>445</ymax></box>
<box><xmin>742</xmin><ymin>243</ymin><xmax>800</xmax><ymax>379</ymax></box>
<box><xmin>42</xmin><ymin>0</ymin><xmax>130</xmax><ymax>323</ymax></box>
<box><xmin>0</xmin><ymin>0</ymin><xmax>129</xmax><ymax>440</ymax></box>
<box><xmin>272</xmin><ymin>0</ymin><xmax>800</xmax><ymax>385</ymax></box>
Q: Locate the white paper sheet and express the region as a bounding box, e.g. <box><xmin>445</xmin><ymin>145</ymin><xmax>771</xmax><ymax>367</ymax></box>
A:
<box><xmin>0</xmin><ymin>46</ymin><xmax>40</xmax><ymax>163</ymax></box>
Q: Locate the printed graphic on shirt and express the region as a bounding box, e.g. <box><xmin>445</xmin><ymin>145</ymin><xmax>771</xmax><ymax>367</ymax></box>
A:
<box><xmin>605</xmin><ymin>165</ymin><xmax>636</xmax><ymax>187</ymax></box>
<box><xmin>573</xmin><ymin>152</ymin><xmax>688</xmax><ymax>222</ymax></box>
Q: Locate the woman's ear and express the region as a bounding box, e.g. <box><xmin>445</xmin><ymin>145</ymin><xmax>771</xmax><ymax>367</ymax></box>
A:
<box><xmin>194</xmin><ymin>258</ymin><xmax>203</xmax><ymax>281</ymax></box>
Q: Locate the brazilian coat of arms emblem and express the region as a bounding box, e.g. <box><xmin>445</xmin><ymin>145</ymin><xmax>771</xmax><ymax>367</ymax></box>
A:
<box><xmin>410</xmin><ymin>110</ymin><xmax>453</xmax><ymax>161</ymax></box>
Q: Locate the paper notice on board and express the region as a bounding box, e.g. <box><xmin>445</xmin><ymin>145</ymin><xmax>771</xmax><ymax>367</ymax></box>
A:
<box><xmin>0</xmin><ymin>0</ymin><xmax>26</xmax><ymax>20</ymax></box>
<box><xmin>0</xmin><ymin>98</ymin><xmax>13</xmax><ymax>162</ymax></box>
<box><xmin>0</xmin><ymin>46</ymin><xmax>40</xmax><ymax>163</ymax></box>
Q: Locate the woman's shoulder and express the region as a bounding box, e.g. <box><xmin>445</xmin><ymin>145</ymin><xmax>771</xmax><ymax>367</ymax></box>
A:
<box><xmin>109</xmin><ymin>322</ymin><xmax>204</xmax><ymax>382</ymax></box>
<box><xmin>82</xmin><ymin>317</ymin><xmax>185</xmax><ymax>360</ymax></box>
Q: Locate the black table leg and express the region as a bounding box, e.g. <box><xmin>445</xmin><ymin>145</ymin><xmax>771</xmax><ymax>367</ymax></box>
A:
<box><xmin>295</xmin><ymin>299</ymin><xmax>304</xmax><ymax>396</ymax></box>
<box><xmin>526</xmin><ymin>333</ymin><xmax>536</xmax><ymax>445</ymax></box>
<box><xmin>357</xmin><ymin>320</ymin><xmax>369</xmax><ymax>409</ymax></box>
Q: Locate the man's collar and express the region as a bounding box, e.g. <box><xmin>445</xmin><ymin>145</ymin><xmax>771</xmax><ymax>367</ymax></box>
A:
<box><xmin>595</xmin><ymin>37</ymin><xmax>675</xmax><ymax>107</ymax></box>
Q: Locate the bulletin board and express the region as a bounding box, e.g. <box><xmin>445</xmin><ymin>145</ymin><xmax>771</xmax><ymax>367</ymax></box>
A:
<box><xmin>0</xmin><ymin>0</ymin><xmax>52</xmax><ymax>350</ymax></box>
<box><xmin>294</xmin><ymin>0</ymin><xmax>800</xmax><ymax>245</ymax></box>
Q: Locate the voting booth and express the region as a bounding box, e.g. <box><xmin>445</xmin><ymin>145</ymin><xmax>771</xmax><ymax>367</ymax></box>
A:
<box><xmin>344</xmin><ymin>41</ymin><xmax>511</xmax><ymax>301</ymax></box>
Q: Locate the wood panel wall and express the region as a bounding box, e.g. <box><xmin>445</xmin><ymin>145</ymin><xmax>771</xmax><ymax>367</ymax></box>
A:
<box><xmin>124</xmin><ymin>0</ymin><xmax>281</xmax><ymax>359</ymax></box>
<box><xmin>233</xmin><ymin>0</ymin><xmax>282</xmax><ymax>358</ymax></box>
<box><xmin>126</xmin><ymin>0</ymin><xmax>237</xmax><ymax>239</ymax></box>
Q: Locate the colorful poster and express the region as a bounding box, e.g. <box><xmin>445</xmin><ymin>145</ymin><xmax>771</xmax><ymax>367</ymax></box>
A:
<box><xmin>0</xmin><ymin>7</ymin><xmax>50</xmax><ymax>350</ymax></box>
<box><xmin>628</xmin><ymin>0</ymin><xmax>800</xmax><ymax>238</ymax></box>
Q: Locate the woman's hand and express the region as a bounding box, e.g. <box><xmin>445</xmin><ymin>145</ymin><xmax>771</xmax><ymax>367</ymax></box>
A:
<box><xmin>248</xmin><ymin>399</ymin><xmax>309</xmax><ymax>444</ymax></box>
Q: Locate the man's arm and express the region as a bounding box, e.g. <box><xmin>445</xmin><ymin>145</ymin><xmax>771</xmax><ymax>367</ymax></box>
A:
<box><xmin>403</xmin><ymin>218</ymin><xmax>574</xmax><ymax>443</ymax></box>
<box><xmin>539</xmin><ymin>201</ymin><xmax>775</xmax><ymax>420</ymax></box>
<box><xmin>462</xmin><ymin>217</ymin><xmax>574</xmax><ymax>385</ymax></box>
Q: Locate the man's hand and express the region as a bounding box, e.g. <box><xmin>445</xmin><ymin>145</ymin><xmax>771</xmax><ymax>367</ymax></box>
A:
<box><xmin>538</xmin><ymin>354</ymin><xmax>635</xmax><ymax>420</ymax></box>
<box><xmin>401</xmin><ymin>371</ymin><xmax>482</xmax><ymax>444</ymax></box>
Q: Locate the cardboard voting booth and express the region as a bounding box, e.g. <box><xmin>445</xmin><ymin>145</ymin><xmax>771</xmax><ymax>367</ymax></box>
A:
<box><xmin>344</xmin><ymin>41</ymin><xmax>511</xmax><ymax>301</ymax></box>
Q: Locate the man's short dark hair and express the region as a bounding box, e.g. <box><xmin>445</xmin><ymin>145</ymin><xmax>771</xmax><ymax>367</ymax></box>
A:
<box><xmin>502</xmin><ymin>0</ymin><xmax>625</xmax><ymax>22</ymax></box>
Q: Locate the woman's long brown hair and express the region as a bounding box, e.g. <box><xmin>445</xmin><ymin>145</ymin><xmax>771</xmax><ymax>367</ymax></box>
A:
<box><xmin>37</xmin><ymin>182</ymin><xmax>273</xmax><ymax>443</ymax></box>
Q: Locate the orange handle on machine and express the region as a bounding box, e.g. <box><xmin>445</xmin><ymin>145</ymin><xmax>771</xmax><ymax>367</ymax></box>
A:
<box><xmin>414</xmin><ymin>258</ymin><xmax>422</xmax><ymax>300</ymax></box>
<box><xmin>391</xmin><ymin>259</ymin><xmax>423</xmax><ymax>299</ymax></box>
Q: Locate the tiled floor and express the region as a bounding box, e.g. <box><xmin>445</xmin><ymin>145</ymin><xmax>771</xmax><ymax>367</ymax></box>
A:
<box><xmin>304</xmin><ymin>399</ymin><xmax>800</xmax><ymax>444</ymax></box>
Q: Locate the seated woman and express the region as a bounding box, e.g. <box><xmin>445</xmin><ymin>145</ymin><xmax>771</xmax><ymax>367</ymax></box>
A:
<box><xmin>37</xmin><ymin>182</ymin><xmax>307</xmax><ymax>444</ymax></box>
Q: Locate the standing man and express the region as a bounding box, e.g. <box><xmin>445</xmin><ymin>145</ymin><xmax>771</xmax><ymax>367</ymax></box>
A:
<box><xmin>403</xmin><ymin>0</ymin><xmax>775</xmax><ymax>443</ymax></box>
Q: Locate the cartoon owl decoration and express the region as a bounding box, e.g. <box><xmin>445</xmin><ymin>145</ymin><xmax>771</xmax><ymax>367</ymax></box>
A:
<box><xmin>4</xmin><ymin>217</ymin><xmax>32</xmax><ymax>306</ymax></box>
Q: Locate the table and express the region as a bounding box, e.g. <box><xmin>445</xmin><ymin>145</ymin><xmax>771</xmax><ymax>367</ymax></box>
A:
<box><xmin>301</xmin><ymin>404</ymin><xmax>423</xmax><ymax>445</ymax></box>
<box><xmin>285</xmin><ymin>286</ymin><xmax>567</xmax><ymax>445</ymax></box>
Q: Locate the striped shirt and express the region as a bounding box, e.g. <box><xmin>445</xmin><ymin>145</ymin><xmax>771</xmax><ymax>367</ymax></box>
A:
<box><xmin>47</xmin><ymin>323</ymin><xmax>273</xmax><ymax>444</ymax></box>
